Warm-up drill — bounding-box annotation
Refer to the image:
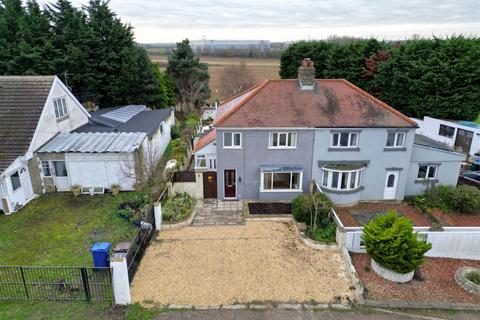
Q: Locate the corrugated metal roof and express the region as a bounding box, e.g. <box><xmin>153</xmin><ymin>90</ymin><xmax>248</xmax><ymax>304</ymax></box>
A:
<box><xmin>37</xmin><ymin>132</ymin><xmax>146</xmax><ymax>153</ymax></box>
<box><xmin>100</xmin><ymin>105</ymin><xmax>146</xmax><ymax>123</ymax></box>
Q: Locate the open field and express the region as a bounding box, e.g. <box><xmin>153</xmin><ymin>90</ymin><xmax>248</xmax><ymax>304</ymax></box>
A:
<box><xmin>0</xmin><ymin>193</ymin><xmax>138</xmax><ymax>266</ymax></box>
<box><xmin>150</xmin><ymin>56</ymin><xmax>280</xmax><ymax>102</ymax></box>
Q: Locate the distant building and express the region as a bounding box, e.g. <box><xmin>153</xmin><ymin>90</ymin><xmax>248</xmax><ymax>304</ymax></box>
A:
<box><xmin>190</xmin><ymin>39</ymin><xmax>270</xmax><ymax>54</ymax></box>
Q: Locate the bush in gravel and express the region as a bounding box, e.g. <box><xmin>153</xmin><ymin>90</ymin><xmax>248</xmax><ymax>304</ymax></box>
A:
<box><xmin>363</xmin><ymin>211</ymin><xmax>432</xmax><ymax>274</ymax></box>
<box><xmin>423</xmin><ymin>184</ymin><xmax>480</xmax><ymax>214</ymax></box>
<box><xmin>162</xmin><ymin>192</ymin><xmax>194</xmax><ymax>222</ymax></box>
<box><xmin>466</xmin><ymin>270</ymin><xmax>480</xmax><ymax>285</ymax></box>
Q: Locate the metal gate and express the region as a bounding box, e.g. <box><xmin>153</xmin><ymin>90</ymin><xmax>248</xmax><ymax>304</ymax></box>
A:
<box><xmin>0</xmin><ymin>266</ymin><xmax>112</xmax><ymax>302</ymax></box>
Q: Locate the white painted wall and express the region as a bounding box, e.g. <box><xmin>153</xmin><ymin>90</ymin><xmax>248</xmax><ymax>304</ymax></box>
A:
<box><xmin>172</xmin><ymin>172</ymin><xmax>204</xmax><ymax>199</ymax></box>
<box><xmin>29</xmin><ymin>77</ymin><xmax>90</xmax><ymax>153</ymax></box>
<box><xmin>405</xmin><ymin>144</ymin><xmax>465</xmax><ymax>196</ymax></box>
<box><xmin>64</xmin><ymin>153</ymin><xmax>136</xmax><ymax>190</ymax></box>
<box><xmin>0</xmin><ymin>157</ymin><xmax>34</xmax><ymax>213</ymax></box>
<box><xmin>344</xmin><ymin>228</ymin><xmax>480</xmax><ymax>260</ymax></box>
<box><xmin>415</xmin><ymin>116</ymin><xmax>480</xmax><ymax>156</ymax></box>
<box><xmin>193</xmin><ymin>140</ymin><xmax>217</xmax><ymax>171</ymax></box>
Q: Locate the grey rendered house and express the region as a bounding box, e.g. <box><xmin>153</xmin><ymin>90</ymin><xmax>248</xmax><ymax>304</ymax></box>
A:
<box><xmin>193</xmin><ymin>59</ymin><xmax>465</xmax><ymax>205</ymax></box>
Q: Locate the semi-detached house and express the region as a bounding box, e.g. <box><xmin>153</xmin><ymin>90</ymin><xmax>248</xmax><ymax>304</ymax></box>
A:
<box><xmin>193</xmin><ymin>59</ymin><xmax>465</xmax><ymax>205</ymax></box>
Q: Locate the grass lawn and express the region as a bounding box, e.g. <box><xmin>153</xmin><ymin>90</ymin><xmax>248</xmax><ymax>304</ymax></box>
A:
<box><xmin>0</xmin><ymin>301</ymin><xmax>173</xmax><ymax>320</ymax></box>
<box><xmin>0</xmin><ymin>192</ymin><xmax>140</xmax><ymax>266</ymax></box>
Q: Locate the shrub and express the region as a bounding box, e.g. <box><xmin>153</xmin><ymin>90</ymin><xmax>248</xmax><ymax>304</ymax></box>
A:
<box><xmin>424</xmin><ymin>184</ymin><xmax>480</xmax><ymax>214</ymax></box>
<box><xmin>466</xmin><ymin>270</ymin><xmax>480</xmax><ymax>285</ymax></box>
<box><xmin>311</xmin><ymin>221</ymin><xmax>336</xmax><ymax>243</ymax></box>
<box><xmin>162</xmin><ymin>192</ymin><xmax>194</xmax><ymax>222</ymax></box>
<box><xmin>363</xmin><ymin>211</ymin><xmax>432</xmax><ymax>274</ymax></box>
<box><xmin>170</xmin><ymin>124</ymin><xmax>181</xmax><ymax>139</ymax></box>
<box><xmin>291</xmin><ymin>193</ymin><xmax>332</xmax><ymax>226</ymax></box>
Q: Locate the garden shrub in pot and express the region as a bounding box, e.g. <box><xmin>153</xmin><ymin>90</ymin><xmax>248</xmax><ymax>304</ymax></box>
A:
<box><xmin>363</xmin><ymin>211</ymin><xmax>431</xmax><ymax>275</ymax></box>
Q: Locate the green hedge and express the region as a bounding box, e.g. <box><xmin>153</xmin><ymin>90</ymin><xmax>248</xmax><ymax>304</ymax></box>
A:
<box><xmin>423</xmin><ymin>185</ymin><xmax>480</xmax><ymax>214</ymax></box>
<box><xmin>363</xmin><ymin>211</ymin><xmax>431</xmax><ymax>274</ymax></box>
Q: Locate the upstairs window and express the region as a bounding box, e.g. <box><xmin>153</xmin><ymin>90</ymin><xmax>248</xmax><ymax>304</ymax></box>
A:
<box><xmin>223</xmin><ymin>132</ymin><xmax>241</xmax><ymax>148</ymax></box>
<box><xmin>269</xmin><ymin>132</ymin><xmax>297</xmax><ymax>148</ymax></box>
<box><xmin>331</xmin><ymin>132</ymin><xmax>358</xmax><ymax>148</ymax></box>
<box><xmin>53</xmin><ymin>97</ymin><xmax>68</xmax><ymax>119</ymax></box>
<box><xmin>417</xmin><ymin>165</ymin><xmax>438</xmax><ymax>180</ymax></box>
<box><xmin>386</xmin><ymin>132</ymin><xmax>406</xmax><ymax>148</ymax></box>
<box><xmin>438</xmin><ymin>124</ymin><xmax>455</xmax><ymax>138</ymax></box>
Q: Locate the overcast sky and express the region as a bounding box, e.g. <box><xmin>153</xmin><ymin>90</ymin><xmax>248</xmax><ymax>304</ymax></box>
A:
<box><xmin>42</xmin><ymin>0</ymin><xmax>480</xmax><ymax>43</ymax></box>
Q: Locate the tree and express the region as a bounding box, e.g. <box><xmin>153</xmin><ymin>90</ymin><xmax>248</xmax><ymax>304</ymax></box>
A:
<box><xmin>363</xmin><ymin>211</ymin><xmax>431</xmax><ymax>274</ymax></box>
<box><xmin>167</xmin><ymin>39</ymin><xmax>210</xmax><ymax>115</ymax></box>
<box><xmin>219</xmin><ymin>61</ymin><xmax>256</xmax><ymax>97</ymax></box>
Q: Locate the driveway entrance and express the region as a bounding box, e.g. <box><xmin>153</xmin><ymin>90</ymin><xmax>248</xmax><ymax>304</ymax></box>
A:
<box><xmin>130</xmin><ymin>221</ymin><xmax>354</xmax><ymax>307</ymax></box>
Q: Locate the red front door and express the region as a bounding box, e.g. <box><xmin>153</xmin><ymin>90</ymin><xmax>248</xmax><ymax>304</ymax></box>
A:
<box><xmin>224</xmin><ymin>170</ymin><xmax>236</xmax><ymax>198</ymax></box>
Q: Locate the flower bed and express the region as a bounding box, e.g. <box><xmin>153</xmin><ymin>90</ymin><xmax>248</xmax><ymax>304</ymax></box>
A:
<box><xmin>248</xmin><ymin>202</ymin><xmax>291</xmax><ymax>215</ymax></box>
<box><xmin>351</xmin><ymin>253</ymin><xmax>480</xmax><ymax>304</ymax></box>
<box><xmin>162</xmin><ymin>192</ymin><xmax>196</xmax><ymax>223</ymax></box>
<box><xmin>429</xmin><ymin>208</ymin><xmax>480</xmax><ymax>227</ymax></box>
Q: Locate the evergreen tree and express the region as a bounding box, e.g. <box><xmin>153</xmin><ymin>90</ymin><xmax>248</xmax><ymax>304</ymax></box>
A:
<box><xmin>167</xmin><ymin>39</ymin><xmax>210</xmax><ymax>114</ymax></box>
<box><xmin>0</xmin><ymin>0</ymin><xmax>24</xmax><ymax>73</ymax></box>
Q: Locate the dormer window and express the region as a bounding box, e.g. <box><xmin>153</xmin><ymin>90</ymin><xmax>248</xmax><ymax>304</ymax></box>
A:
<box><xmin>53</xmin><ymin>97</ymin><xmax>68</xmax><ymax>119</ymax></box>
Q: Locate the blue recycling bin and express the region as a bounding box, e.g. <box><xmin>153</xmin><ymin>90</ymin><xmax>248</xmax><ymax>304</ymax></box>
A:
<box><xmin>90</xmin><ymin>242</ymin><xmax>111</xmax><ymax>268</ymax></box>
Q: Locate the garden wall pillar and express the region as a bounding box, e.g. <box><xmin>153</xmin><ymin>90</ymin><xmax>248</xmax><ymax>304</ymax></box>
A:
<box><xmin>111</xmin><ymin>253</ymin><xmax>131</xmax><ymax>305</ymax></box>
<box><xmin>154</xmin><ymin>202</ymin><xmax>162</xmax><ymax>231</ymax></box>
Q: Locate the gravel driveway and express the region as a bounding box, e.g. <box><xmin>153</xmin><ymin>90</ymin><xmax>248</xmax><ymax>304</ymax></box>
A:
<box><xmin>131</xmin><ymin>221</ymin><xmax>354</xmax><ymax>307</ymax></box>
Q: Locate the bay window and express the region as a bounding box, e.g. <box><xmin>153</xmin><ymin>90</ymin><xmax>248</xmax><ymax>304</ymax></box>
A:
<box><xmin>269</xmin><ymin>132</ymin><xmax>297</xmax><ymax>148</ymax></box>
<box><xmin>261</xmin><ymin>171</ymin><xmax>302</xmax><ymax>192</ymax></box>
<box><xmin>321</xmin><ymin>168</ymin><xmax>363</xmax><ymax>191</ymax></box>
<box><xmin>331</xmin><ymin>132</ymin><xmax>358</xmax><ymax>148</ymax></box>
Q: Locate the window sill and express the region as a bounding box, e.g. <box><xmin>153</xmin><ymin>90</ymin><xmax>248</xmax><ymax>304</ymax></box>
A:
<box><xmin>320</xmin><ymin>186</ymin><xmax>364</xmax><ymax>194</ymax></box>
<box><xmin>260</xmin><ymin>189</ymin><xmax>303</xmax><ymax>193</ymax></box>
<box><xmin>55</xmin><ymin>115</ymin><xmax>70</xmax><ymax>122</ymax></box>
<box><xmin>328</xmin><ymin>147</ymin><xmax>360</xmax><ymax>152</ymax></box>
<box><xmin>267</xmin><ymin>147</ymin><xmax>297</xmax><ymax>150</ymax></box>
<box><xmin>384</xmin><ymin>147</ymin><xmax>407</xmax><ymax>152</ymax></box>
<box><xmin>415</xmin><ymin>179</ymin><xmax>439</xmax><ymax>184</ymax></box>
<box><xmin>223</xmin><ymin>146</ymin><xmax>242</xmax><ymax>149</ymax></box>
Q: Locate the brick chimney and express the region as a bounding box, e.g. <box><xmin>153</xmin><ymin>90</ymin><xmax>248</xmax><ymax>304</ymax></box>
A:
<box><xmin>298</xmin><ymin>58</ymin><xmax>315</xmax><ymax>90</ymax></box>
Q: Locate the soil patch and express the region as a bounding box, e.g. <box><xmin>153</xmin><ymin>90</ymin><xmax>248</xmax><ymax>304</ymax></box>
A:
<box><xmin>335</xmin><ymin>203</ymin><xmax>432</xmax><ymax>227</ymax></box>
<box><xmin>430</xmin><ymin>209</ymin><xmax>480</xmax><ymax>227</ymax></box>
<box><xmin>248</xmin><ymin>202</ymin><xmax>292</xmax><ymax>215</ymax></box>
<box><xmin>351</xmin><ymin>253</ymin><xmax>480</xmax><ymax>304</ymax></box>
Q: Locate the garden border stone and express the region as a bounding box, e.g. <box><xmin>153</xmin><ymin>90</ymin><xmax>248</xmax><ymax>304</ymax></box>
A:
<box><xmin>364</xmin><ymin>298</ymin><xmax>480</xmax><ymax>311</ymax></box>
<box><xmin>371</xmin><ymin>259</ymin><xmax>414</xmax><ymax>283</ymax></box>
<box><xmin>455</xmin><ymin>267</ymin><xmax>480</xmax><ymax>296</ymax></box>
<box><xmin>340</xmin><ymin>247</ymin><xmax>365</xmax><ymax>304</ymax></box>
<box><xmin>161</xmin><ymin>200</ymin><xmax>199</xmax><ymax>230</ymax></box>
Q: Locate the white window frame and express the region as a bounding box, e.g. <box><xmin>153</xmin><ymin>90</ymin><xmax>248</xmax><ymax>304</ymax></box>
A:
<box><xmin>41</xmin><ymin>161</ymin><xmax>52</xmax><ymax>177</ymax></box>
<box><xmin>386</xmin><ymin>131</ymin><xmax>406</xmax><ymax>148</ymax></box>
<box><xmin>321</xmin><ymin>167</ymin><xmax>363</xmax><ymax>191</ymax></box>
<box><xmin>10</xmin><ymin>171</ymin><xmax>21</xmax><ymax>191</ymax></box>
<box><xmin>268</xmin><ymin>132</ymin><xmax>297</xmax><ymax>149</ymax></box>
<box><xmin>438</xmin><ymin>124</ymin><xmax>455</xmax><ymax>139</ymax></box>
<box><xmin>223</xmin><ymin>132</ymin><xmax>242</xmax><ymax>149</ymax></box>
<box><xmin>331</xmin><ymin>132</ymin><xmax>359</xmax><ymax>148</ymax></box>
<box><xmin>195</xmin><ymin>155</ymin><xmax>207</xmax><ymax>169</ymax></box>
<box><xmin>53</xmin><ymin>97</ymin><xmax>68</xmax><ymax>119</ymax></box>
<box><xmin>52</xmin><ymin>160</ymin><xmax>68</xmax><ymax>177</ymax></box>
<box><xmin>260</xmin><ymin>171</ymin><xmax>303</xmax><ymax>192</ymax></box>
<box><xmin>417</xmin><ymin>165</ymin><xmax>438</xmax><ymax>180</ymax></box>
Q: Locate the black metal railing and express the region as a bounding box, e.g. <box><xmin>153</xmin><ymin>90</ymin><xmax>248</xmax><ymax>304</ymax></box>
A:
<box><xmin>125</xmin><ymin>228</ymin><xmax>153</xmax><ymax>283</ymax></box>
<box><xmin>0</xmin><ymin>266</ymin><xmax>112</xmax><ymax>302</ymax></box>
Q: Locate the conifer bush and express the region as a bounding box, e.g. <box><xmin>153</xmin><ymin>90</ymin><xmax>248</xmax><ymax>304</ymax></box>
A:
<box><xmin>363</xmin><ymin>211</ymin><xmax>431</xmax><ymax>274</ymax></box>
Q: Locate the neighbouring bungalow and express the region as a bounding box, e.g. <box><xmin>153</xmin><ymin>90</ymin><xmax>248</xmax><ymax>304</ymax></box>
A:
<box><xmin>0</xmin><ymin>76</ymin><xmax>173</xmax><ymax>214</ymax></box>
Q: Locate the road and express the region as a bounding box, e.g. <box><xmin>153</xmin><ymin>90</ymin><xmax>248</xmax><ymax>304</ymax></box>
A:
<box><xmin>154</xmin><ymin>308</ymin><xmax>480</xmax><ymax>320</ymax></box>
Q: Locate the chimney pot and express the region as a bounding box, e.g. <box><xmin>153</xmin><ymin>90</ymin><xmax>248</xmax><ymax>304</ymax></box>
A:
<box><xmin>298</xmin><ymin>58</ymin><xmax>315</xmax><ymax>90</ymax></box>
